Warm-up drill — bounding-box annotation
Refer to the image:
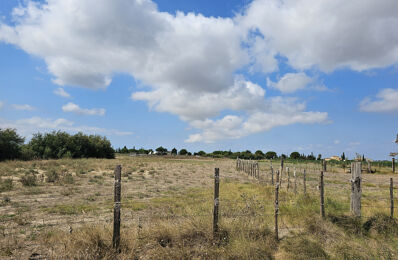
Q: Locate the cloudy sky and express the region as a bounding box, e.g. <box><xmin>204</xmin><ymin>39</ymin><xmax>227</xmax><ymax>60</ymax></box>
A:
<box><xmin>0</xmin><ymin>0</ymin><xmax>397</xmax><ymax>159</ymax></box>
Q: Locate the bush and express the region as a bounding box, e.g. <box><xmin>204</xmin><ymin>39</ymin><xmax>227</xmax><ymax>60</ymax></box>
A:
<box><xmin>46</xmin><ymin>170</ymin><xmax>59</xmax><ymax>183</ymax></box>
<box><xmin>20</xmin><ymin>174</ymin><xmax>37</xmax><ymax>187</ymax></box>
<box><xmin>0</xmin><ymin>128</ymin><xmax>24</xmax><ymax>161</ymax></box>
<box><xmin>0</xmin><ymin>179</ymin><xmax>13</xmax><ymax>192</ymax></box>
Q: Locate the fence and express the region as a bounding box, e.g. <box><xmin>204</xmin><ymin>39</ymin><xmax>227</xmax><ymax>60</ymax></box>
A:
<box><xmin>1</xmin><ymin>159</ymin><xmax>395</xmax><ymax>251</ymax></box>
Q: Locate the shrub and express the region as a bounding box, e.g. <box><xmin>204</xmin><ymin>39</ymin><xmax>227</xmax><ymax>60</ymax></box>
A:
<box><xmin>0</xmin><ymin>179</ymin><xmax>13</xmax><ymax>192</ymax></box>
<box><xmin>20</xmin><ymin>174</ymin><xmax>37</xmax><ymax>187</ymax></box>
<box><xmin>46</xmin><ymin>170</ymin><xmax>59</xmax><ymax>183</ymax></box>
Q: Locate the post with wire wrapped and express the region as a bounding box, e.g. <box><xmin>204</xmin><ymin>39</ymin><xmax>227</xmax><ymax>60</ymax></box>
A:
<box><xmin>213</xmin><ymin>168</ymin><xmax>220</xmax><ymax>238</ymax></box>
<box><xmin>350</xmin><ymin>162</ymin><xmax>362</xmax><ymax>217</ymax></box>
<box><xmin>390</xmin><ymin>178</ymin><xmax>394</xmax><ymax>218</ymax></box>
<box><xmin>113</xmin><ymin>165</ymin><xmax>122</xmax><ymax>250</ymax></box>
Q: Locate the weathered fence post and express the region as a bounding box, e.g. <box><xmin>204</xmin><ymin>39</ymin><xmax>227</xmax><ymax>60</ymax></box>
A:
<box><xmin>287</xmin><ymin>167</ymin><xmax>290</xmax><ymax>191</ymax></box>
<box><xmin>390</xmin><ymin>178</ymin><xmax>394</xmax><ymax>218</ymax></box>
<box><xmin>320</xmin><ymin>171</ymin><xmax>325</xmax><ymax>218</ymax></box>
<box><xmin>113</xmin><ymin>165</ymin><xmax>122</xmax><ymax>250</ymax></box>
<box><xmin>271</xmin><ymin>165</ymin><xmax>274</xmax><ymax>185</ymax></box>
<box><xmin>294</xmin><ymin>168</ymin><xmax>297</xmax><ymax>195</ymax></box>
<box><xmin>213</xmin><ymin>168</ymin><xmax>220</xmax><ymax>237</ymax></box>
<box><xmin>274</xmin><ymin>183</ymin><xmax>279</xmax><ymax>241</ymax></box>
<box><xmin>322</xmin><ymin>160</ymin><xmax>327</xmax><ymax>172</ymax></box>
<box><xmin>367</xmin><ymin>161</ymin><xmax>371</xmax><ymax>173</ymax></box>
<box><xmin>276</xmin><ymin>170</ymin><xmax>280</xmax><ymax>185</ymax></box>
<box><xmin>393</xmin><ymin>158</ymin><xmax>396</xmax><ymax>173</ymax></box>
<box><xmin>303</xmin><ymin>169</ymin><xmax>307</xmax><ymax>194</ymax></box>
<box><xmin>350</xmin><ymin>162</ymin><xmax>362</xmax><ymax>217</ymax></box>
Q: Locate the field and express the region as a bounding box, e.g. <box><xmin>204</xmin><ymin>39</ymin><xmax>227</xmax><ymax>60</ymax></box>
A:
<box><xmin>1</xmin><ymin>155</ymin><xmax>398</xmax><ymax>259</ymax></box>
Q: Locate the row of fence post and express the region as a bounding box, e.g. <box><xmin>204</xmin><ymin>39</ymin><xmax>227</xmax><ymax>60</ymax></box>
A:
<box><xmin>110</xmin><ymin>161</ymin><xmax>396</xmax><ymax>251</ymax></box>
<box><xmin>236</xmin><ymin>157</ymin><xmax>260</xmax><ymax>179</ymax></box>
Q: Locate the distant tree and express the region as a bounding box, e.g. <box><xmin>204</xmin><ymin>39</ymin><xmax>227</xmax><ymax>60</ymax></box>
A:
<box><xmin>155</xmin><ymin>146</ymin><xmax>167</xmax><ymax>155</ymax></box>
<box><xmin>121</xmin><ymin>146</ymin><xmax>129</xmax><ymax>153</ymax></box>
<box><xmin>307</xmin><ymin>152</ymin><xmax>316</xmax><ymax>160</ymax></box>
<box><xmin>179</xmin><ymin>149</ymin><xmax>188</xmax><ymax>155</ymax></box>
<box><xmin>171</xmin><ymin>148</ymin><xmax>177</xmax><ymax>155</ymax></box>
<box><xmin>187</xmin><ymin>152</ymin><xmax>192</xmax><ymax>156</ymax></box>
<box><xmin>281</xmin><ymin>154</ymin><xmax>287</xmax><ymax>159</ymax></box>
<box><xmin>0</xmin><ymin>128</ymin><xmax>25</xmax><ymax>161</ymax></box>
<box><xmin>362</xmin><ymin>154</ymin><xmax>365</xmax><ymax>161</ymax></box>
<box><xmin>265</xmin><ymin>151</ymin><xmax>277</xmax><ymax>159</ymax></box>
<box><xmin>341</xmin><ymin>152</ymin><xmax>346</xmax><ymax>161</ymax></box>
<box><xmin>290</xmin><ymin>151</ymin><xmax>300</xmax><ymax>159</ymax></box>
<box><xmin>255</xmin><ymin>150</ymin><xmax>265</xmax><ymax>159</ymax></box>
<box><xmin>317</xmin><ymin>154</ymin><xmax>322</xmax><ymax>160</ymax></box>
<box><xmin>197</xmin><ymin>151</ymin><xmax>206</xmax><ymax>156</ymax></box>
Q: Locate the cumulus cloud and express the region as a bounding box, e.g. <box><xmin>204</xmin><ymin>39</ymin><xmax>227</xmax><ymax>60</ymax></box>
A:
<box><xmin>267</xmin><ymin>72</ymin><xmax>320</xmax><ymax>94</ymax></box>
<box><xmin>62</xmin><ymin>102</ymin><xmax>105</xmax><ymax>116</ymax></box>
<box><xmin>186</xmin><ymin>97</ymin><xmax>329</xmax><ymax>143</ymax></box>
<box><xmin>12</xmin><ymin>104</ymin><xmax>36</xmax><ymax>111</ymax></box>
<box><xmin>54</xmin><ymin>88</ymin><xmax>71</xmax><ymax>98</ymax></box>
<box><xmin>241</xmin><ymin>0</ymin><xmax>398</xmax><ymax>72</ymax></box>
<box><xmin>359</xmin><ymin>88</ymin><xmax>398</xmax><ymax>112</ymax></box>
<box><xmin>0</xmin><ymin>116</ymin><xmax>132</xmax><ymax>137</ymax></box>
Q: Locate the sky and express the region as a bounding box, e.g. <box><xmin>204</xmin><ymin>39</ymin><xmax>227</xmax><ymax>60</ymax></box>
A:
<box><xmin>0</xmin><ymin>0</ymin><xmax>397</xmax><ymax>160</ymax></box>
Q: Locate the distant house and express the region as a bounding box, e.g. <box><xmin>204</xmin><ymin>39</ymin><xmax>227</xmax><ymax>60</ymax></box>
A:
<box><xmin>325</xmin><ymin>156</ymin><xmax>341</xmax><ymax>161</ymax></box>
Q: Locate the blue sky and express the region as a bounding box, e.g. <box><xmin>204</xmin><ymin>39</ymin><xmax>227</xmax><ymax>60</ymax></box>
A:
<box><xmin>0</xmin><ymin>0</ymin><xmax>397</xmax><ymax>159</ymax></box>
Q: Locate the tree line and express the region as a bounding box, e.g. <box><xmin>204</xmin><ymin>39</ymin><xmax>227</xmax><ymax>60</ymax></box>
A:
<box><xmin>0</xmin><ymin>128</ymin><xmax>115</xmax><ymax>161</ymax></box>
<box><xmin>116</xmin><ymin>146</ymin><xmax>330</xmax><ymax>161</ymax></box>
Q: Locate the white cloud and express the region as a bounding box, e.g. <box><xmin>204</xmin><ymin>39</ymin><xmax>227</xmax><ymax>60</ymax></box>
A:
<box><xmin>186</xmin><ymin>97</ymin><xmax>329</xmax><ymax>143</ymax></box>
<box><xmin>54</xmin><ymin>88</ymin><xmax>71</xmax><ymax>98</ymax></box>
<box><xmin>62</xmin><ymin>102</ymin><xmax>105</xmax><ymax>116</ymax></box>
<box><xmin>0</xmin><ymin>0</ymin><xmax>345</xmax><ymax>142</ymax></box>
<box><xmin>0</xmin><ymin>116</ymin><xmax>132</xmax><ymax>137</ymax></box>
<box><xmin>359</xmin><ymin>88</ymin><xmax>398</xmax><ymax>112</ymax></box>
<box><xmin>334</xmin><ymin>140</ymin><xmax>341</xmax><ymax>145</ymax></box>
<box><xmin>12</xmin><ymin>104</ymin><xmax>36</xmax><ymax>111</ymax></box>
<box><xmin>241</xmin><ymin>0</ymin><xmax>398</xmax><ymax>72</ymax></box>
<box><xmin>267</xmin><ymin>72</ymin><xmax>315</xmax><ymax>94</ymax></box>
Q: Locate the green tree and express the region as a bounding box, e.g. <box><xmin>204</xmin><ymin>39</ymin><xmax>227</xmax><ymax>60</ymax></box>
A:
<box><xmin>121</xmin><ymin>146</ymin><xmax>129</xmax><ymax>153</ymax></box>
<box><xmin>179</xmin><ymin>149</ymin><xmax>188</xmax><ymax>155</ymax></box>
<box><xmin>317</xmin><ymin>154</ymin><xmax>322</xmax><ymax>160</ymax></box>
<box><xmin>341</xmin><ymin>152</ymin><xmax>346</xmax><ymax>161</ymax></box>
<box><xmin>254</xmin><ymin>150</ymin><xmax>265</xmax><ymax>159</ymax></box>
<box><xmin>0</xmin><ymin>128</ymin><xmax>24</xmax><ymax>161</ymax></box>
<box><xmin>197</xmin><ymin>151</ymin><xmax>206</xmax><ymax>156</ymax></box>
<box><xmin>265</xmin><ymin>151</ymin><xmax>277</xmax><ymax>159</ymax></box>
<box><xmin>171</xmin><ymin>148</ymin><xmax>177</xmax><ymax>155</ymax></box>
<box><xmin>156</xmin><ymin>146</ymin><xmax>168</xmax><ymax>155</ymax></box>
<box><xmin>290</xmin><ymin>151</ymin><xmax>300</xmax><ymax>159</ymax></box>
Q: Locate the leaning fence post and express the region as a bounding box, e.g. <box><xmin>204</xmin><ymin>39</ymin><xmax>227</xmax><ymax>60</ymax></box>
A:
<box><xmin>350</xmin><ymin>162</ymin><xmax>362</xmax><ymax>217</ymax></box>
<box><xmin>303</xmin><ymin>169</ymin><xmax>307</xmax><ymax>194</ymax></box>
<box><xmin>274</xmin><ymin>183</ymin><xmax>279</xmax><ymax>241</ymax></box>
<box><xmin>213</xmin><ymin>168</ymin><xmax>220</xmax><ymax>237</ymax></box>
<box><xmin>390</xmin><ymin>178</ymin><xmax>394</xmax><ymax>218</ymax></box>
<box><xmin>113</xmin><ymin>165</ymin><xmax>122</xmax><ymax>250</ymax></box>
<box><xmin>320</xmin><ymin>171</ymin><xmax>325</xmax><ymax>218</ymax></box>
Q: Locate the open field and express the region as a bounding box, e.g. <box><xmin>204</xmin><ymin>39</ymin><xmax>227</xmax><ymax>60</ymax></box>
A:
<box><xmin>1</xmin><ymin>155</ymin><xmax>398</xmax><ymax>259</ymax></box>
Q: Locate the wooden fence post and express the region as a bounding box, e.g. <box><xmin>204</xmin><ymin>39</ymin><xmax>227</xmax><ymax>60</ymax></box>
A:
<box><xmin>350</xmin><ymin>162</ymin><xmax>362</xmax><ymax>217</ymax></box>
<box><xmin>320</xmin><ymin>171</ymin><xmax>325</xmax><ymax>218</ymax></box>
<box><xmin>367</xmin><ymin>161</ymin><xmax>371</xmax><ymax>173</ymax></box>
<box><xmin>390</xmin><ymin>178</ymin><xmax>394</xmax><ymax>218</ymax></box>
<box><xmin>294</xmin><ymin>168</ymin><xmax>297</xmax><ymax>195</ymax></box>
<box><xmin>276</xmin><ymin>170</ymin><xmax>280</xmax><ymax>185</ymax></box>
<box><xmin>274</xmin><ymin>183</ymin><xmax>279</xmax><ymax>241</ymax></box>
<box><xmin>113</xmin><ymin>165</ymin><xmax>122</xmax><ymax>250</ymax></box>
<box><xmin>213</xmin><ymin>168</ymin><xmax>220</xmax><ymax>237</ymax></box>
<box><xmin>287</xmin><ymin>167</ymin><xmax>290</xmax><ymax>191</ymax></box>
<box><xmin>271</xmin><ymin>165</ymin><xmax>274</xmax><ymax>185</ymax></box>
<box><xmin>393</xmin><ymin>158</ymin><xmax>396</xmax><ymax>173</ymax></box>
<box><xmin>303</xmin><ymin>169</ymin><xmax>307</xmax><ymax>194</ymax></box>
<box><xmin>323</xmin><ymin>160</ymin><xmax>327</xmax><ymax>172</ymax></box>
<box><xmin>280</xmin><ymin>158</ymin><xmax>284</xmax><ymax>187</ymax></box>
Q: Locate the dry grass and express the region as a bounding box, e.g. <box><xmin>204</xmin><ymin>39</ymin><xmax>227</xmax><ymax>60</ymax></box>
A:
<box><xmin>0</xmin><ymin>155</ymin><xmax>398</xmax><ymax>259</ymax></box>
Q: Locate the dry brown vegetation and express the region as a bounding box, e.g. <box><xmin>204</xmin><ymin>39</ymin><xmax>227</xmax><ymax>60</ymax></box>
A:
<box><xmin>0</xmin><ymin>155</ymin><xmax>398</xmax><ymax>259</ymax></box>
